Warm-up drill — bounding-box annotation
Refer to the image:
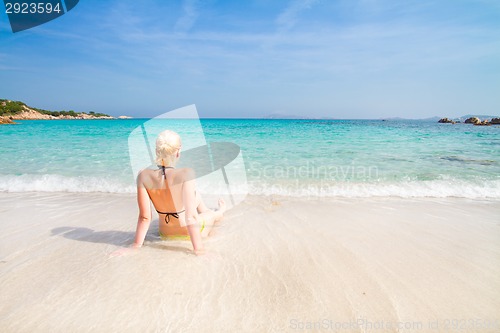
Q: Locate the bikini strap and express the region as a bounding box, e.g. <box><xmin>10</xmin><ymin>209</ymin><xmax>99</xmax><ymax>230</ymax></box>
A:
<box><xmin>155</xmin><ymin>165</ymin><xmax>178</xmax><ymax>224</ymax></box>
<box><xmin>156</xmin><ymin>209</ymin><xmax>186</xmax><ymax>224</ymax></box>
<box><xmin>159</xmin><ymin>165</ymin><xmax>174</xmax><ymax>179</ymax></box>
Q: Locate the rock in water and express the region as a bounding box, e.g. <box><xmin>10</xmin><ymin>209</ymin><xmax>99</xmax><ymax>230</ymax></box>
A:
<box><xmin>0</xmin><ymin>116</ymin><xmax>15</xmax><ymax>125</ymax></box>
<box><xmin>438</xmin><ymin>118</ymin><xmax>455</xmax><ymax>124</ymax></box>
<box><xmin>465</xmin><ymin>117</ymin><xmax>481</xmax><ymax>124</ymax></box>
<box><xmin>474</xmin><ymin>120</ymin><xmax>491</xmax><ymax>126</ymax></box>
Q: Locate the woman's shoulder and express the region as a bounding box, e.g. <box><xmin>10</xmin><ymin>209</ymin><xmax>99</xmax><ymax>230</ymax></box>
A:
<box><xmin>136</xmin><ymin>168</ymin><xmax>156</xmax><ymax>186</ymax></box>
<box><xmin>174</xmin><ymin>167</ymin><xmax>196</xmax><ymax>180</ymax></box>
<box><xmin>137</xmin><ymin>168</ymin><xmax>156</xmax><ymax>178</ymax></box>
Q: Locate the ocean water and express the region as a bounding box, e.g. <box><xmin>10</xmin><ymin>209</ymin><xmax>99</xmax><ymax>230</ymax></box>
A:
<box><xmin>0</xmin><ymin>119</ymin><xmax>499</xmax><ymax>198</ymax></box>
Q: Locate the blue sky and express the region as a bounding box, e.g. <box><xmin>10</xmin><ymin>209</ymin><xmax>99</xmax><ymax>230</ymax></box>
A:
<box><xmin>1</xmin><ymin>0</ymin><xmax>499</xmax><ymax>118</ymax></box>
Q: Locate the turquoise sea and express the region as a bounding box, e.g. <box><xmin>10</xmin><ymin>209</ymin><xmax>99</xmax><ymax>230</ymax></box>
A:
<box><xmin>1</xmin><ymin>119</ymin><xmax>499</xmax><ymax>198</ymax></box>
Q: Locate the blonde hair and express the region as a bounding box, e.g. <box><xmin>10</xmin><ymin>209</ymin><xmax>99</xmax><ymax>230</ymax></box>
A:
<box><xmin>155</xmin><ymin>130</ymin><xmax>181</xmax><ymax>166</ymax></box>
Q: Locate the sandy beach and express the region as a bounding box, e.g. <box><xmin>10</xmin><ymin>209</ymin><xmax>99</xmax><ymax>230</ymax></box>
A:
<box><xmin>3</xmin><ymin>0</ymin><xmax>499</xmax><ymax>332</ymax></box>
<box><xmin>0</xmin><ymin>192</ymin><xmax>498</xmax><ymax>332</ymax></box>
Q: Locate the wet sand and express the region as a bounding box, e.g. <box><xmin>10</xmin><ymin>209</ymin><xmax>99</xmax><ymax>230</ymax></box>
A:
<box><xmin>0</xmin><ymin>192</ymin><xmax>499</xmax><ymax>332</ymax></box>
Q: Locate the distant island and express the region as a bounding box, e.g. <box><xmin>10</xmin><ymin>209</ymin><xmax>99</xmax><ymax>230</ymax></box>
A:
<box><xmin>0</xmin><ymin>99</ymin><xmax>132</xmax><ymax>124</ymax></box>
<box><xmin>264</xmin><ymin>113</ymin><xmax>499</xmax><ymax>122</ymax></box>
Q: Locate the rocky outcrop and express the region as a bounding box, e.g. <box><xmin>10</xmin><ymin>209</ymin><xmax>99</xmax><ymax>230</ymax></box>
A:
<box><xmin>117</xmin><ymin>115</ymin><xmax>133</xmax><ymax>119</ymax></box>
<box><xmin>1</xmin><ymin>99</ymin><xmax>114</xmax><ymax>120</ymax></box>
<box><xmin>7</xmin><ymin>105</ymin><xmax>113</xmax><ymax>120</ymax></box>
<box><xmin>465</xmin><ymin>117</ymin><xmax>481</xmax><ymax>124</ymax></box>
<box><xmin>463</xmin><ymin>117</ymin><xmax>500</xmax><ymax>126</ymax></box>
<box><xmin>53</xmin><ymin>113</ymin><xmax>114</xmax><ymax>120</ymax></box>
<box><xmin>438</xmin><ymin>118</ymin><xmax>455</xmax><ymax>124</ymax></box>
<box><xmin>438</xmin><ymin>116</ymin><xmax>499</xmax><ymax>126</ymax></box>
<box><xmin>0</xmin><ymin>116</ymin><xmax>15</xmax><ymax>124</ymax></box>
<box><xmin>474</xmin><ymin>120</ymin><xmax>491</xmax><ymax>126</ymax></box>
<box><xmin>9</xmin><ymin>107</ymin><xmax>54</xmax><ymax>120</ymax></box>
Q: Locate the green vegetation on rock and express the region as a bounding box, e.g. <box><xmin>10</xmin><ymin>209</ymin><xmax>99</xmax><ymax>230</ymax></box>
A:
<box><xmin>0</xmin><ymin>100</ymin><xmax>24</xmax><ymax>115</ymax></box>
<box><xmin>0</xmin><ymin>99</ymin><xmax>110</xmax><ymax>118</ymax></box>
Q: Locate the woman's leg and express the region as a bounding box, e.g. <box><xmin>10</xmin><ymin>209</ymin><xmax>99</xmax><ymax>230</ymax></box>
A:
<box><xmin>194</xmin><ymin>191</ymin><xmax>211</xmax><ymax>214</ymax></box>
<box><xmin>195</xmin><ymin>192</ymin><xmax>226</xmax><ymax>237</ymax></box>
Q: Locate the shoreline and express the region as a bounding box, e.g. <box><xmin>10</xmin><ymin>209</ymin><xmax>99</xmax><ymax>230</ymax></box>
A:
<box><xmin>1</xmin><ymin>192</ymin><xmax>499</xmax><ymax>332</ymax></box>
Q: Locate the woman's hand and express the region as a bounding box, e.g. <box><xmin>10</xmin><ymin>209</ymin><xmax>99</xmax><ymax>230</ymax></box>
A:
<box><xmin>109</xmin><ymin>243</ymin><xmax>141</xmax><ymax>257</ymax></box>
<box><xmin>193</xmin><ymin>248</ymin><xmax>206</xmax><ymax>256</ymax></box>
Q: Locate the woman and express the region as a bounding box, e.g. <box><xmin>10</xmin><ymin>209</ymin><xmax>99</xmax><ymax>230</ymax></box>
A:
<box><xmin>116</xmin><ymin>130</ymin><xmax>226</xmax><ymax>256</ymax></box>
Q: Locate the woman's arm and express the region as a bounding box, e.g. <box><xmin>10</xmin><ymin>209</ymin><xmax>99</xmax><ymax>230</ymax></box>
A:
<box><xmin>132</xmin><ymin>178</ymin><xmax>152</xmax><ymax>248</ymax></box>
<box><xmin>182</xmin><ymin>169</ymin><xmax>204</xmax><ymax>255</ymax></box>
<box><xmin>109</xmin><ymin>176</ymin><xmax>151</xmax><ymax>257</ymax></box>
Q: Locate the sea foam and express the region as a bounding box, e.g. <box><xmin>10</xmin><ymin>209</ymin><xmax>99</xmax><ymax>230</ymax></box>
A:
<box><xmin>1</xmin><ymin>174</ymin><xmax>499</xmax><ymax>199</ymax></box>
<box><xmin>247</xmin><ymin>179</ymin><xmax>500</xmax><ymax>199</ymax></box>
<box><xmin>0</xmin><ymin>174</ymin><xmax>135</xmax><ymax>193</ymax></box>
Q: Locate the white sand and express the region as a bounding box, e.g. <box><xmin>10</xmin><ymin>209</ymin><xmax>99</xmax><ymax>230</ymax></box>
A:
<box><xmin>0</xmin><ymin>192</ymin><xmax>499</xmax><ymax>332</ymax></box>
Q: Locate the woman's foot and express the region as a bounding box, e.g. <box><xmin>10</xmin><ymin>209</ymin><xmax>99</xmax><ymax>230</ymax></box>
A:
<box><xmin>202</xmin><ymin>198</ymin><xmax>227</xmax><ymax>236</ymax></box>
<box><xmin>217</xmin><ymin>198</ymin><xmax>226</xmax><ymax>214</ymax></box>
<box><xmin>212</xmin><ymin>198</ymin><xmax>226</xmax><ymax>223</ymax></box>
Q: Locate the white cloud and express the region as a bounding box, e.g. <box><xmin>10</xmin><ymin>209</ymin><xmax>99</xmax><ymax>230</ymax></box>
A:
<box><xmin>276</xmin><ymin>0</ymin><xmax>318</xmax><ymax>31</ymax></box>
<box><xmin>174</xmin><ymin>0</ymin><xmax>200</xmax><ymax>33</ymax></box>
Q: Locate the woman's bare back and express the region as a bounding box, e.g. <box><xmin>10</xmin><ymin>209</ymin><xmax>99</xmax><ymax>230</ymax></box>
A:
<box><xmin>138</xmin><ymin>167</ymin><xmax>190</xmax><ymax>236</ymax></box>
